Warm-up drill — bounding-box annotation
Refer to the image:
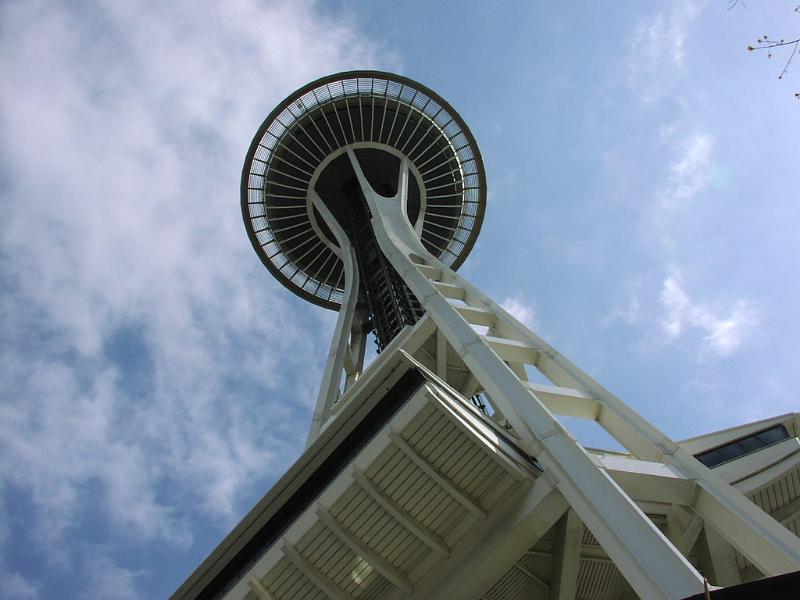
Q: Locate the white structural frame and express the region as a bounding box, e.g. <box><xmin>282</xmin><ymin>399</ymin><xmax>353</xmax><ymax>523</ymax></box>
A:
<box><xmin>305</xmin><ymin>192</ymin><xmax>367</xmax><ymax>445</ymax></box>
<box><xmin>305</xmin><ymin>146</ymin><xmax>800</xmax><ymax>599</ymax></box>
<box><xmin>306</xmin><ymin>141</ymin><xmax>430</xmax><ymax>446</ymax></box>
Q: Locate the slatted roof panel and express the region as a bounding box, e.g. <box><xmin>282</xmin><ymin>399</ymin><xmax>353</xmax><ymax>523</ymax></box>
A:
<box><xmin>228</xmin><ymin>376</ymin><xmax>537</xmax><ymax>600</ymax></box>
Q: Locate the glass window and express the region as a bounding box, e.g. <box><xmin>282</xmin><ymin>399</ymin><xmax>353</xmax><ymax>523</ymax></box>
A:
<box><xmin>695</xmin><ymin>425</ymin><xmax>790</xmax><ymax>468</ymax></box>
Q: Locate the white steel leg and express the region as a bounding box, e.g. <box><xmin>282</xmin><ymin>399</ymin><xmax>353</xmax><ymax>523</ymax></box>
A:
<box><xmin>306</xmin><ymin>192</ymin><xmax>363</xmax><ymax>446</ymax></box>
<box><xmin>348</xmin><ymin>148</ymin><xmax>800</xmax><ymax>579</ymax></box>
<box><xmin>346</xmin><ymin>149</ymin><xmax>706</xmax><ymax>599</ymax></box>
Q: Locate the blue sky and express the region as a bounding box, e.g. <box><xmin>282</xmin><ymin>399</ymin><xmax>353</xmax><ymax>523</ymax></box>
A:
<box><xmin>1</xmin><ymin>1</ymin><xmax>798</xmax><ymax>598</ymax></box>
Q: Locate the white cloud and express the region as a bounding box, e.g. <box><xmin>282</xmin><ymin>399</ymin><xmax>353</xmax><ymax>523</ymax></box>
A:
<box><xmin>659</xmin><ymin>272</ymin><xmax>760</xmax><ymax>359</ymax></box>
<box><xmin>661</xmin><ymin>133</ymin><xmax>713</xmax><ymax>209</ymax></box>
<box><xmin>1</xmin><ymin>573</ymin><xmax>39</xmax><ymax>600</ymax></box>
<box><xmin>643</xmin><ymin>130</ymin><xmax>714</xmax><ymax>248</ymax></box>
<box><xmin>627</xmin><ymin>2</ymin><xmax>700</xmax><ymax>100</ymax></box>
<box><xmin>500</xmin><ymin>294</ymin><xmax>537</xmax><ymax>328</ymax></box>
<box><xmin>607</xmin><ymin>294</ymin><xmax>642</xmax><ymax>325</ymax></box>
<box><xmin>0</xmin><ymin>0</ymin><xmax>392</xmax><ymax>588</ymax></box>
<box><xmin>81</xmin><ymin>556</ymin><xmax>142</xmax><ymax>600</ymax></box>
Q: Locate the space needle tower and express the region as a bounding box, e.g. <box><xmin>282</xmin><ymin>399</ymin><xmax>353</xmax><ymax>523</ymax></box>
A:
<box><xmin>174</xmin><ymin>72</ymin><xmax>800</xmax><ymax>600</ymax></box>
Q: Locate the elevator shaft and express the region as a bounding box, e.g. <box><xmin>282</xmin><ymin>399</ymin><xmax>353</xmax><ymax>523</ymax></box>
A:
<box><xmin>346</xmin><ymin>190</ymin><xmax>423</xmax><ymax>352</ymax></box>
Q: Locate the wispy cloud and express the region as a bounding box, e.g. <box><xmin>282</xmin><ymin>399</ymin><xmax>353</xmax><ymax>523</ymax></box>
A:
<box><xmin>501</xmin><ymin>294</ymin><xmax>537</xmax><ymax>328</ymax></box>
<box><xmin>80</xmin><ymin>555</ymin><xmax>142</xmax><ymax>600</ymax></box>
<box><xmin>659</xmin><ymin>271</ymin><xmax>760</xmax><ymax>359</ymax></box>
<box><xmin>661</xmin><ymin>132</ymin><xmax>713</xmax><ymax>209</ymax></box>
<box><xmin>643</xmin><ymin>130</ymin><xmax>714</xmax><ymax>249</ymax></box>
<box><xmin>627</xmin><ymin>1</ymin><xmax>700</xmax><ymax>100</ymax></box>
<box><xmin>606</xmin><ymin>294</ymin><xmax>643</xmax><ymax>326</ymax></box>
<box><xmin>0</xmin><ymin>0</ymin><xmax>391</xmax><ymax>595</ymax></box>
<box><xmin>0</xmin><ymin>573</ymin><xmax>39</xmax><ymax>600</ymax></box>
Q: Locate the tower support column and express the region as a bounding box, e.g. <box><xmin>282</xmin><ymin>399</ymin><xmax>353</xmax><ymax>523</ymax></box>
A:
<box><xmin>306</xmin><ymin>193</ymin><xmax>364</xmax><ymax>445</ymax></box>
<box><xmin>348</xmin><ymin>149</ymin><xmax>800</xmax><ymax>599</ymax></box>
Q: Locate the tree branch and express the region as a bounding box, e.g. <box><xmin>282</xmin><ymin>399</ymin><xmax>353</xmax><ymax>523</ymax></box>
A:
<box><xmin>731</xmin><ymin>2</ymin><xmax>799</xmax><ymax>98</ymax></box>
<box><xmin>748</xmin><ymin>38</ymin><xmax>800</xmax><ymax>52</ymax></box>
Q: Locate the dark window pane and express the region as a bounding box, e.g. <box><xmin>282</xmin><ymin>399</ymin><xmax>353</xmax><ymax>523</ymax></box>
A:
<box><xmin>755</xmin><ymin>425</ymin><xmax>790</xmax><ymax>446</ymax></box>
<box><xmin>738</xmin><ymin>436</ymin><xmax>762</xmax><ymax>454</ymax></box>
<box><xmin>694</xmin><ymin>425</ymin><xmax>791</xmax><ymax>468</ymax></box>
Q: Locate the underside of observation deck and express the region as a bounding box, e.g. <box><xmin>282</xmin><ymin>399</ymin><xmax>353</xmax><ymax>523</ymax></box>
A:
<box><xmin>241</xmin><ymin>71</ymin><xmax>486</xmax><ymax>311</ymax></box>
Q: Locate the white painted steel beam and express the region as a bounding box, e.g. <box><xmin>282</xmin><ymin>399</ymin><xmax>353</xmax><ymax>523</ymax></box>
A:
<box><xmin>506</xmin><ymin>360</ymin><xmax>528</xmax><ymax>382</ymax></box>
<box><xmin>418</xmin><ymin>476</ymin><xmax>568</xmax><ymax>600</ymax></box>
<box><xmin>432</xmin><ymin>281</ymin><xmax>465</xmax><ymax>300</ymax></box>
<box><xmin>306</xmin><ymin>192</ymin><xmax>363</xmax><ymax>446</ymax></box>
<box><xmin>526</xmin><ymin>382</ymin><xmax>600</xmax><ymax>420</ymax></box>
<box><xmin>349</xmin><ymin>148</ymin><xmax>709</xmax><ymax>599</ymax></box>
<box><xmin>482</xmin><ymin>335</ymin><xmax>539</xmax><ymax>364</ymax></box>
<box><xmin>246</xmin><ymin>578</ymin><xmax>275</xmax><ymax>600</ymax></box>
<box><xmin>549</xmin><ymin>509</ymin><xmax>582</xmax><ymax>600</ymax></box>
<box><xmin>387</xmin><ymin>429</ymin><xmax>487</xmax><ymax>519</ymax></box>
<box><xmin>665</xmin><ymin>505</ymin><xmax>703</xmax><ymax>556</ymax></box>
<box><xmin>772</xmin><ymin>495</ymin><xmax>800</xmax><ymax>525</ymax></box>
<box><xmin>513</xmin><ymin>562</ymin><xmax>549</xmax><ymax>590</ymax></box>
<box><xmin>597</xmin><ymin>455</ymin><xmax>696</xmax><ymax>506</ymax></box>
<box><xmin>352</xmin><ymin>468</ymin><xmax>451</xmax><ymax>557</ymax></box>
<box><xmin>454</xmin><ymin>304</ymin><xmax>496</xmax><ymax>327</ymax></box>
<box><xmin>436</xmin><ymin>330</ymin><xmax>448</xmax><ymax>379</ymax></box>
<box><xmin>416</xmin><ymin>263</ymin><xmax>441</xmax><ymax>280</ymax></box>
<box><xmin>408</xmin><ymin>214</ymin><xmax>800</xmax><ymax>578</ymax></box>
<box><xmin>316</xmin><ymin>507</ymin><xmax>414</xmax><ymax>593</ymax></box>
<box><xmin>344</xmin><ymin>314</ymin><xmax>368</xmax><ymax>391</ymax></box>
<box><xmin>700</xmin><ymin>526</ymin><xmax>743</xmax><ymax>587</ymax></box>
<box><xmin>693</xmin><ymin>487</ymin><xmax>799</xmax><ymax>576</ymax></box>
<box><xmin>455</xmin><ymin>296</ymin><xmax>800</xmax><ymax>575</ymax></box>
<box><xmin>282</xmin><ymin>543</ymin><xmax>353</xmax><ymax>600</ymax></box>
